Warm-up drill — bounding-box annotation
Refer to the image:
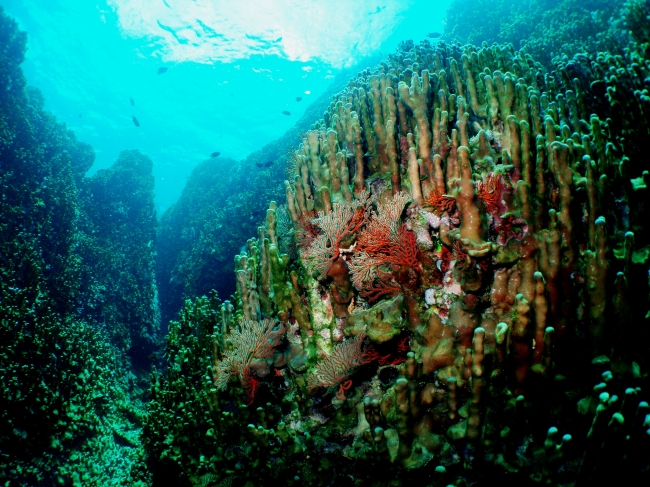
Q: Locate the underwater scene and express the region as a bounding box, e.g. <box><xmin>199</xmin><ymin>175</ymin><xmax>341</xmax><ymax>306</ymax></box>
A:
<box><xmin>1</xmin><ymin>0</ymin><xmax>649</xmax><ymax>486</ymax></box>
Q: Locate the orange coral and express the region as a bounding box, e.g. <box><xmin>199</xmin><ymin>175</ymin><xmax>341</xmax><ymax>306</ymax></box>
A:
<box><xmin>348</xmin><ymin>193</ymin><xmax>420</xmax><ymax>301</ymax></box>
<box><xmin>423</xmin><ymin>190</ymin><xmax>457</xmax><ymax>215</ymax></box>
<box><xmin>452</xmin><ymin>240</ymin><xmax>468</xmax><ymax>261</ymax></box>
<box><xmin>304</xmin><ymin>193</ymin><xmax>374</xmax><ymax>275</ymax></box>
<box><xmin>295</xmin><ymin>210</ymin><xmax>319</xmax><ymax>250</ymax></box>
<box><xmin>350</xmin><ymin>225</ymin><xmax>420</xmax><ymax>301</ymax></box>
<box><xmin>476</xmin><ymin>173</ymin><xmax>503</xmax><ymax>215</ymax></box>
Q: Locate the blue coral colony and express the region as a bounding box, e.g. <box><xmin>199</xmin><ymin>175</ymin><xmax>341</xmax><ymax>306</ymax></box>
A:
<box><xmin>1</xmin><ymin>1</ymin><xmax>649</xmax><ymax>487</ymax></box>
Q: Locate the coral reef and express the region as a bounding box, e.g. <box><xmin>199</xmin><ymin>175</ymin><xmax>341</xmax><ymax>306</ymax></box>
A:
<box><xmin>156</xmin><ymin>60</ymin><xmax>385</xmax><ymax>330</ymax></box>
<box><xmin>623</xmin><ymin>0</ymin><xmax>650</xmax><ymax>47</ymax></box>
<box><xmin>3</xmin><ymin>1</ymin><xmax>650</xmax><ymax>485</ymax></box>
<box><xmin>156</xmin><ymin>157</ymin><xmax>257</xmax><ymax>330</ymax></box>
<box><xmin>144</xmin><ymin>35</ymin><xmax>650</xmax><ymax>486</ymax></box>
<box><xmin>78</xmin><ymin>149</ymin><xmax>160</xmax><ymax>364</ymax></box>
<box><xmin>0</xmin><ymin>7</ymin><xmax>156</xmax><ymax>485</ymax></box>
<box><xmin>443</xmin><ymin>0</ymin><xmax>629</xmax><ymax>67</ymax></box>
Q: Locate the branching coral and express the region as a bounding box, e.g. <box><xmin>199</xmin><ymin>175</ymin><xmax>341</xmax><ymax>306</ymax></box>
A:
<box><xmin>212</xmin><ymin>317</ymin><xmax>285</xmax><ymax>402</ymax></box>
<box><xmin>1</xmin><ymin>9</ymin><xmax>154</xmax><ymax>485</ymax></box>
<box><xmin>443</xmin><ymin>0</ymin><xmax>629</xmax><ymax>67</ymax></box>
<box><xmin>307</xmin><ymin>333</ymin><xmax>369</xmax><ymax>399</ymax></box>
<box><xmin>348</xmin><ymin>192</ymin><xmax>420</xmax><ymax>301</ymax></box>
<box><xmin>146</xmin><ymin>32</ymin><xmax>650</xmax><ymax>487</ymax></box>
<box><xmin>304</xmin><ymin>191</ymin><xmax>374</xmax><ymax>276</ymax></box>
<box><xmin>280</xmin><ymin>37</ymin><xmax>648</xmax><ymax>482</ymax></box>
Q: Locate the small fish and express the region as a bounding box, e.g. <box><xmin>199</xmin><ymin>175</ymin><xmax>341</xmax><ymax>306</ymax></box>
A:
<box><xmin>295</xmin><ymin>96</ymin><xmax>302</xmax><ymax>102</ymax></box>
<box><xmin>130</xmin><ymin>97</ymin><xmax>135</xmax><ymax>106</ymax></box>
<box><xmin>255</xmin><ymin>162</ymin><xmax>263</xmax><ymax>168</ymax></box>
<box><xmin>264</xmin><ymin>160</ymin><xmax>274</xmax><ymax>167</ymax></box>
<box><xmin>78</xmin><ymin>112</ymin><xmax>82</xmax><ymax>118</ymax></box>
<box><xmin>210</xmin><ymin>151</ymin><xmax>221</xmax><ymax>158</ymax></box>
<box><xmin>157</xmin><ymin>67</ymin><xmax>168</xmax><ymax>75</ymax></box>
<box><xmin>281</xmin><ymin>110</ymin><xmax>291</xmax><ymax>116</ymax></box>
<box><xmin>132</xmin><ymin>115</ymin><xmax>140</xmax><ymax>127</ymax></box>
<box><xmin>427</xmin><ymin>32</ymin><xmax>441</xmax><ymax>39</ymax></box>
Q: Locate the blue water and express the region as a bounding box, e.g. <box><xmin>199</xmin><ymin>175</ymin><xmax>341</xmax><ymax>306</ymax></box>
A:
<box><xmin>2</xmin><ymin>0</ymin><xmax>450</xmax><ymax>213</ymax></box>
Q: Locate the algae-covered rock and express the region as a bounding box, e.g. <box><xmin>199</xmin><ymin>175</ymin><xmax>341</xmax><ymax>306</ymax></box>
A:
<box><xmin>346</xmin><ymin>294</ymin><xmax>405</xmax><ymax>343</ymax></box>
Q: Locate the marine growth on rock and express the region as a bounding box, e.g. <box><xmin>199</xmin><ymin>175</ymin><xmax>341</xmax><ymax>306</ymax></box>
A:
<box><xmin>145</xmin><ymin>39</ymin><xmax>650</xmax><ymax>486</ymax></box>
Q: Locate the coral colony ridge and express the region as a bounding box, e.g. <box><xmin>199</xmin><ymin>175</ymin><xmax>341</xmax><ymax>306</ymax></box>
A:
<box><xmin>2</xmin><ymin>1</ymin><xmax>650</xmax><ymax>486</ymax></box>
<box><xmin>146</xmin><ymin>36</ymin><xmax>650</xmax><ymax>487</ymax></box>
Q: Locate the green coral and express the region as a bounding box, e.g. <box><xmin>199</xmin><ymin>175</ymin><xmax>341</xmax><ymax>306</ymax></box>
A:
<box><xmin>145</xmin><ymin>30</ymin><xmax>650</xmax><ymax>486</ymax></box>
<box><xmin>0</xmin><ymin>7</ymin><xmax>156</xmax><ymax>485</ymax></box>
<box><xmin>77</xmin><ymin>149</ymin><xmax>160</xmax><ymax>362</ymax></box>
<box><xmin>443</xmin><ymin>0</ymin><xmax>628</xmax><ymax>66</ymax></box>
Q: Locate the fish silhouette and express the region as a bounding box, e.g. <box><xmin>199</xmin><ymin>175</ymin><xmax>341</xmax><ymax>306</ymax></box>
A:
<box><xmin>210</xmin><ymin>152</ymin><xmax>221</xmax><ymax>158</ymax></box>
<box><xmin>296</xmin><ymin>97</ymin><xmax>302</xmax><ymax>102</ymax></box>
<box><xmin>282</xmin><ymin>110</ymin><xmax>291</xmax><ymax>116</ymax></box>
<box><xmin>130</xmin><ymin>97</ymin><xmax>135</xmax><ymax>106</ymax></box>
<box><xmin>157</xmin><ymin>67</ymin><xmax>168</xmax><ymax>75</ymax></box>
<box><xmin>132</xmin><ymin>115</ymin><xmax>140</xmax><ymax>127</ymax></box>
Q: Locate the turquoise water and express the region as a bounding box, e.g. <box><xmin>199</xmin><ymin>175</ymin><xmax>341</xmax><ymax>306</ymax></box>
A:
<box><xmin>1</xmin><ymin>0</ymin><xmax>449</xmax><ymax>213</ymax></box>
